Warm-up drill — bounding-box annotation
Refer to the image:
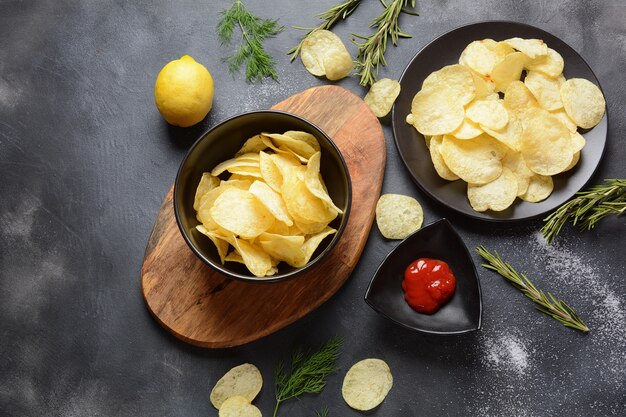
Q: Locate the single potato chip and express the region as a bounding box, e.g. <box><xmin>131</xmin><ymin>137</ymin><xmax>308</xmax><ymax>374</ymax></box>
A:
<box><xmin>282</xmin><ymin>173</ymin><xmax>337</xmax><ymax>224</ymax></box>
<box><xmin>491</xmin><ymin>51</ymin><xmax>527</xmax><ymax>92</ymax></box>
<box><xmin>526</xmin><ymin>47</ymin><xmax>564</xmax><ymax>78</ymax></box>
<box><xmin>441</xmin><ymin>134</ymin><xmax>506</xmax><ymax>184</ymax></box>
<box><xmin>210</xmin><ymin>364</ymin><xmax>263</xmax><ymax>410</ymax></box>
<box><xmin>471</xmin><ymin>71</ymin><xmax>496</xmax><ymax>99</ymax></box>
<box><xmin>258</xmin><ymin>233</ymin><xmax>305</xmax><ymax>266</ymax></box>
<box><xmin>422</xmin><ymin>64</ymin><xmax>476</xmax><ymax>105</ymax></box>
<box><xmin>481</xmin><ymin>112</ymin><xmax>522</xmax><ymax>151</ymax></box>
<box><xmin>520</xmin><ymin>109</ymin><xmax>573</xmax><ymax>175</ymax></box>
<box><xmin>211</xmin><ymin>188</ymin><xmax>274</xmax><ymax>239</ymax></box>
<box><xmin>218</xmin><ymin>396</ymin><xmax>262</xmax><ymax>417</ymax></box>
<box><xmin>560</xmin><ymin>78</ymin><xmax>606</xmax><ymax>129</ymax></box>
<box><xmin>342</xmin><ymin>359</ymin><xmax>393</xmax><ymax>411</ymax></box>
<box><xmin>375</xmin><ymin>194</ymin><xmax>423</xmax><ymax>240</ymax></box>
<box><xmin>249</xmin><ymin>180</ymin><xmax>293</xmax><ymax>226</ymax></box>
<box><xmin>570</xmin><ymin>131</ymin><xmax>586</xmax><ymax>153</ymax></box>
<box><xmin>406</xmin><ymin>86</ymin><xmax>465</xmax><ymax>135</ymax></box>
<box><xmin>465</xmin><ymin>99</ymin><xmax>509</xmax><ymax>130</ymax></box>
<box><xmin>550</xmin><ymin>108</ymin><xmax>577</xmax><ymax>133</ymax></box>
<box><xmin>502</xmin><ymin>151</ymin><xmax>533</xmax><ymax>197</ymax></box>
<box><xmin>236</xmin><ymin>135</ymin><xmax>268</xmax><ymax>156</ymax></box>
<box><xmin>459</xmin><ymin>39</ymin><xmax>507</xmax><ymax>77</ymax></box>
<box><xmin>364</xmin><ymin>78</ymin><xmax>401</xmax><ymax>118</ymax></box>
<box><xmin>196</xmin><ymin>225</ymin><xmax>230</xmax><ymax>264</ymax></box>
<box><xmin>305</xmin><ymin>152</ymin><xmax>342</xmax><ymax>213</ymax></box>
<box><xmin>301</xmin><ymin>30</ymin><xmax>352</xmax><ymax>80</ymax></box>
<box><xmin>194</xmin><ymin>172</ymin><xmax>220</xmax><ymax>211</ymax></box>
<box><xmin>467</xmin><ymin>167</ymin><xmax>518</xmax><ymax>212</ymax></box>
<box><xmin>503</xmin><ymin>37</ymin><xmax>548</xmax><ymax>59</ymax></box>
<box><xmin>291</xmin><ymin>227</ymin><xmax>337</xmax><ymax>268</ymax></box>
<box><xmin>229</xmin><ymin>236</ymin><xmax>273</xmax><ymax>277</ymax></box>
<box><xmin>504</xmin><ymin>80</ymin><xmax>540</xmax><ymax>119</ymax></box>
<box><xmin>562</xmin><ymin>151</ymin><xmax>581</xmax><ymax>172</ymax></box>
<box><xmin>429</xmin><ymin>135</ymin><xmax>460</xmax><ymax>181</ymax></box>
<box><xmin>451</xmin><ymin>118</ymin><xmax>483</xmax><ymax>140</ymax></box>
<box><xmin>263</xmin><ymin>132</ymin><xmax>317</xmax><ymax>160</ymax></box>
<box><xmin>524</xmin><ymin>70</ymin><xmax>563</xmax><ymax>111</ymax></box>
<box><xmin>283</xmin><ymin>131</ymin><xmax>320</xmax><ymax>152</ymax></box>
<box><xmin>520</xmin><ymin>174</ymin><xmax>554</xmax><ymax>202</ymax></box>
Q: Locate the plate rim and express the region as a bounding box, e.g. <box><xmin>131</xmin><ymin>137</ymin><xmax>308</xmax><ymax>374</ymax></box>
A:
<box><xmin>391</xmin><ymin>20</ymin><xmax>609</xmax><ymax>223</ymax></box>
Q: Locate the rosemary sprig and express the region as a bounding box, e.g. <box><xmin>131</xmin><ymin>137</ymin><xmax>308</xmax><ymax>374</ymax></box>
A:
<box><xmin>476</xmin><ymin>246</ymin><xmax>589</xmax><ymax>333</ymax></box>
<box><xmin>273</xmin><ymin>338</ymin><xmax>342</xmax><ymax>417</ymax></box>
<box><xmin>541</xmin><ymin>179</ymin><xmax>626</xmax><ymax>244</ymax></box>
<box><xmin>217</xmin><ymin>0</ymin><xmax>284</xmax><ymax>82</ymax></box>
<box><xmin>288</xmin><ymin>0</ymin><xmax>363</xmax><ymax>61</ymax></box>
<box><xmin>353</xmin><ymin>0</ymin><xmax>418</xmax><ymax>86</ymax></box>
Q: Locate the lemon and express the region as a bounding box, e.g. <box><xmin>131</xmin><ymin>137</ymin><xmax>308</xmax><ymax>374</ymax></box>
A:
<box><xmin>154</xmin><ymin>55</ymin><xmax>214</xmax><ymax>127</ymax></box>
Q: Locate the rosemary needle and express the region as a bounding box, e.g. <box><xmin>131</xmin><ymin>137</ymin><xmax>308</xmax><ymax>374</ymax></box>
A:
<box><xmin>541</xmin><ymin>178</ymin><xmax>626</xmax><ymax>244</ymax></box>
<box><xmin>476</xmin><ymin>246</ymin><xmax>589</xmax><ymax>333</ymax></box>
<box><xmin>217</xmin><ymin>0</ymin><xmax>284</xmax><ymax>83</ymax></box>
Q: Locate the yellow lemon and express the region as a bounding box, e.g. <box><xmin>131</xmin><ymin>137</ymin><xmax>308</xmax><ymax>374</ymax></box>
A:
<box><xmin>154</xmin><ymin>55</ymin><xmax>214</xmax><ymax>127</ymax></box>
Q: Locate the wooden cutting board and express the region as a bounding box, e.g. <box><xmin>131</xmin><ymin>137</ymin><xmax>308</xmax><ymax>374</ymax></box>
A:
<box><xmin>141</xmin><ymin>85</ymin><xmax>385</xmax><ymax>348</ymax></box>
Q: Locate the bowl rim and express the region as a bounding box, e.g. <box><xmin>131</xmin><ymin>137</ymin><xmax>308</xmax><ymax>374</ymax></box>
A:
<box><xmin>173</xmin><ymin>109</ymin><xmax>353</xmax><ymax>283</ymax></box>
<box><xmin>364</xmin><ymin>218</ymin><xmax>483</xmax><ymax>335</ymax></box>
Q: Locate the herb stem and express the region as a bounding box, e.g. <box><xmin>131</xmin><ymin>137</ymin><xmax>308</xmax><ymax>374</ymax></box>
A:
<box><xmin>476</xmin><ymin>246</ymin><xmax>589</xmax><ymax>333</ymax></box>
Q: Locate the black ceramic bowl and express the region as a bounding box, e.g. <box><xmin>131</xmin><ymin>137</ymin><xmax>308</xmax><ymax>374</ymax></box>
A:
<box><xmin>365</xmin><ymin>219</ymin><xmax>482</xmax><ymax>334</ymax></box>
<box><xmin>174</xmin><ymin>110</ymin><xmax>352</xmax><ymax>283</ymax></box>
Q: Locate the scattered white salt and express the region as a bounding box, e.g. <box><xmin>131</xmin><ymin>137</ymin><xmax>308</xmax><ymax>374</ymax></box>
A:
<box><xmin>483</xmin><ymin>332</ymin><xmax>531</xmax><ymax>376</ymax></box>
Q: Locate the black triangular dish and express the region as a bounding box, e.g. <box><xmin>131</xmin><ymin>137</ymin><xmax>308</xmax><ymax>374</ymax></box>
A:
<box><xmin>365</xmin><ymin>219</ymin><xmax>482</xmax><ymax>334</ymax></box>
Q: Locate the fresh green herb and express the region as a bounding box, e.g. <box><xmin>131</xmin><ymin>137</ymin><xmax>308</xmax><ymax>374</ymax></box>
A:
<box><xmin>217</xmin><ymin>0</ymin><xmax>284</xmax><ymax>82</ymax></box>
<box><xmin>315</xmin><ymin>407</ymin><xmax>329</xmax><ymax>417</ymax></box>
<box><xmin>541</xmin><ymin>178</ymin><xmax>626</xmax><ymax>244</ymax></box>
<box><xmin>288</xmin><ymin>0</ymin><xmax>363</xmax><ymax>61</ymax></box>
<box><xmin>273</xmin><ymin>338</ymin><xmax>342</xmax><ymax>417</ymax></box>
<box><xmin>353</xmin><ymin>0</ymin><xmax>418</xmax><ymax>86</ymax></box>
<box><xmin>476</xmin><ymin>246</ymin><xmax>589</xmax><ymax>333</ymax></box>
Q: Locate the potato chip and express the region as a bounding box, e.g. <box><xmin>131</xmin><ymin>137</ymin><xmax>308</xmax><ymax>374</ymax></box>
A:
<box><xmin>196</xmin><ymin>225</ymin><xmax>230</xmax><ymax>264</ymax></box>
<box><xmin>560</xmin><ymin>78</ymin><xmax>606</xmax><ymax>129</ymax></box>
<box><xmin>502</xmin><ymin>151</ymin><xmax>533</xmax><ymax>196</ymax></box>
<box><xmin>520</xmin><ymin>109</ymin><xmax>573</xmax><ymax>175</ymax></box>
<box><xmin>236</xmin><ymin>135</ymin><xmax>268</xmax><ymax>156</ymax></box>
<box><xmin>263</xmin><ymin>132</ymin><xmax>317</xmax><ymax>160</ymax></box>
<box><xmin>258</xmin><ymin>232</ymin><xmax>305</xmax><ymax>266</ymax></box>
<box><xmin>291</xmin><ymin>227</ymin><xmax>337</xmax><ymax>268</ymax></box>
<box><xmin>459</xmin><ymin>39</ymin><xmax>507</xmax><ymax>77</ymax></box>
<box><xmin>229</xmin><ymin>236</ymin><xmax>273</xmax><ymax>277</ymax></box>
<box><xmin>550</xmin><ymin>108</ymin><xmax>577</xmax><ymax>133</ymax></box>
<box><xmin>282</xmin><ymin>173</ymin><xmax>337</xmax><ymax>224</ymax></box>
<box><xmin>471</xmin><ymin>71</ymin><xmax>496</xmax><ymax>99</ymax></box>
<box><xmin>406</xmin><ymin>86</ymin><xmax>465</xmax><ymax>135</ymax></box>
<box><xmin>342</xmin><ymin>358</ymin><xmax>393</xmax><ymax>411</ymax></box>
<box><xmin>520</xmin><ymin>174</ymin><xmax>554</xmax><ymax>202</ymax></box>
<box><xmin>305</xmin><ymin>152</ymin><xmax>343</xmax><ymax>213</ymax></box>
<box><xmin>224</xmin><ymin>250</ymin><xmax>245</xmax><ymax>264</ymax></box>
<box><xmin>211</xmin><ymin>188</ymin><xmax>274</xmax><ymax>239</ymax></box>
<box><xmin>467</xmin><ymin>167</ymin><xmax>518</xmax><ymax>212</ymax></box>
<box><xmin>293</xmin><ymin>218</ymin><xmax>330</xmax><ymax>235</ymax></box>
<box><xmin>197</xmin><ymin>185</ymin><xmax>237</xmax><ymax>228</ymax></box>
<box><xmin>526</xmin><ymin>47</ymin><xmax>564</xmax><ymax>77</ymax></box>
<box><xmin>283</xmin><ymin>131</ymin><xmax>320</xmax><ymax>152</ymax></box>
<box><xmin>524</xmin><ymin>70</ymin><xmax>563</xmax><ymax>111</ymax></box>
<box><xmin>375</xmin><ymin>194</ymin><xmax>423</xmax><ymax>240</ymax></box>
<box><xmin>465</xmin><ymin>99</ymin><xmax>509</xmax><ymax>130</ymax></box>
<box><xmin>220</xmin><ymin>179</ymin><xmax>253</xmax><ymax>190</ymax></box>
<box><xmin>301</xmin><ymin>29</ymin><xmax>352</xmax><ymax>80</ymax></box>
<box><xmin>441</xmin><ymin>134</ymin><xmax>506</xmax><ymax>184</ymax></box>
<box><xmin>481</xmin><ymin>112</ymin><xmax>522</xmax><ymax>151</ymax></box>
<box><xmin>249</xmin><ymin>180</ymin><xmax>293</xmax><ymax>226</ymax></box>
<box><xmin>492</xmin><ymin>51</ymin><xmax>527</xmax><ymax>92</ymax></box>
<box><xmin>269</xmin><ymin>153</ymin><xmax>301</xmax><ymax>177</ymax></box>
<box><xmin>258</xmin><ymin>151</ymin><xmax>282</xmax><ymax>192</ymax></box>
<box><xmin>194</xmin><ymin>172</ymin><xmax>220</xmax><ymax>211</ymax></box>
<box><xmin>503</xmin><ymin>37</ymin><xmax>548</xmax><ymax>59</ymax></box>
<box><xmin>424</xmin><ymin>134</ymin><xmax>433</xmax><ymax>149</ymax></box>
<box><xmin>451</xmin><ymin>118</ymin><xmax>483</xmax><ymax>140</ymax></box>
<box><xmin>503</xmin><ymin>80</ymin><xmax>540</xmax><ymax>118</ymax></box>
<box><xmin>570</xmin><ymin>131</ymin><xmax>586</xmax><ymax>153</ymax></box>
<box><xmin>429</xmin><ymin>135</ymin><xmax>460</xmax><ymax>181</ymax></box>
<box><xmin>562</xmin><ymin>151</ymin><xmax>581</xmax><ymax>172</ymax></box>
<box><xmin>364</xmin><ymin>78</ymin><xmax>401</xmax><ymax>118</ymax></box>
<box><xmin>210</xmin><ymin>364</ymin><xmax>263</xmax><ymax>410</ymax></box>
<box><xmin>422</xmin><ymin>64</ymin><xmax>475</xmax><ymax>105</ymax></box>
<box><xmin>211</xmin><ymin>157</ymin><xmax>260</xmax><ymax>177</ymax></box>
<box><xmin>218</xmin><ymin>396</ymin><xmax>261</xmax><ymax>417</ymax></box>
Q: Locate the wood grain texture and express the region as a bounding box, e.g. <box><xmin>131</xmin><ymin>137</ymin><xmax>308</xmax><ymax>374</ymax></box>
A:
<box><xmin>141</xmin><ymin>85</ymin><xmax>385</xmax><ymax>348</ymax></box>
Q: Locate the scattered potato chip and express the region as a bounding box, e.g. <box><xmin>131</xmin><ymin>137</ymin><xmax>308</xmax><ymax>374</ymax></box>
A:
<box><xmin>526</xmin><ymin>47</ymin><xmax>564</xmax><ymax>77</ymax></box>
<box><xmin>520</xmin><ymin>174</ymin><xmax>554</xmax><ymax>202</ymax></box>
<box><xmin>406</xmin><ymin>87</ymin><xmax>465</xmax><ymax>135</ymax></box>
<box><xmin>301</xmin><ymin>30</ymin><xmax>352</xmax><ymax>80</ymax></box>
<box><xmin>492</xmin><ymin>51</ymin><xmax>527</xmax><ymax>92</ymax></box>
<box><xmin>364</xmin><ymin>78</ymin><xmax>401</xmax><ymax>118</ymax></box>
<box><xmin>503</xmin><ymin>37</ymin><xmax>548</xmax><ymax>59</ymax></box>
<box><xmin>375</xmin><ymin>194</ymin><xmax>423</xmax><ymax>240</ymax></box>
<box><xmin>524</xmin><ymin>70</ymin><xmax>564</xmax><ymax>111</ymax></box>
<box><xmin>520</xmin><ymin>109</ymin><xmax>573</xmax><ymax>175</ymax></box>
<box><xmin>218</xmin><ymin>396</ymin><xmax>262</xmax><ymax>417</ymax></box>
<box><xmin>194</xmin><ymin>173</ymin><xmax>220</xmax><ymax>211</ymax></box>
<box><xmin>422</xmin><ymin>64</ymin><xmax>476</xmax><ymax>105</ymax></box>
<box><xmin>465</xmin><ymin>99</ymin><xmax>509</xmax><ymax>130</ymax></box>
<box><xmin>560</xmin><ymin>78</ymin><xmax>606</xmax><ymax>129</ymax></box>
<box><xmin>429</xmin><ymin>136</ymin><xmax>460</xmax><ymax>181</ymax></box>
<box><xmin>440</xmin><ymin>134</ymin><xmax>506</xmax><ymax>184</ymax></box>
<box><xmin>210</xmin><ymin>364</ymin><xmax>263</xmax><ymax>410</ymax></box>
<box><xmin>342</xmin><ymin>358</ymin><xmax>393</xmax><ymax>411</ymax></box>
<box><xmin>467</xmin><ymin>168</ymin><xmax>518</xmax><ymax>212</ymax></box>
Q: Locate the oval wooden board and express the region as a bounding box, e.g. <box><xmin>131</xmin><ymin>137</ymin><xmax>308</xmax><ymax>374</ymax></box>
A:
<box><xmin>141</xmin><ymin>85</ymin><xmax>385</xmax><ymax>348</ymax></box>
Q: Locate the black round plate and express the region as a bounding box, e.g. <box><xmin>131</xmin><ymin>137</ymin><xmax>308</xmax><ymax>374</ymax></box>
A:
<box><xmin>391</xmin><ymin>21</ymin><xmax>608</xmax><ymax>222</ymax></box>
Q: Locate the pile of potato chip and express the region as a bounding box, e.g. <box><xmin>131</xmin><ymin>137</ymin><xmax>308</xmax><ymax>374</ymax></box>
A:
<box><xmin>405</xmin><ymin>37</ymin><xmax>606</xmax><ymax>212</ymax></box>
<box><xmin>194</xmin><ymin>131</ymin><xmax>342</xmax><ymax>277</ymax></box>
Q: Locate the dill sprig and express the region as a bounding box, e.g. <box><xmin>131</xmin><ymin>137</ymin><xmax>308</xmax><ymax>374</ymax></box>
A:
<box><xmin>273</xmin><ymin>338</ymin><xmax>342</xmax><ymax>417</ymax></box>
<box><xmin>315</xmin><ymin>407</ymin><xmax>329</xmax><ymax>417</ymax></box>
<box><xmin>476</xmin><ymin>246</ymin><xmax>589</xmax><ymax>333</ymax></box>
<box><xmin>541</xmin><ymin>178</ymin><xmax>626</xmax><ymax>244</ymax></box>
<box><xmin>353</xmin><ymin>0</ymin><xmax>418</xmax><ymax>86</ymax></box>
<box><xmin>288</xmin><ymin>0</ymin><xmax>363</xmax><ymax>61</ymax></box>
<box><xmin>217</xmin><ymin>0</ymin><xmax>284</xmax><ymax>83</ymax></box>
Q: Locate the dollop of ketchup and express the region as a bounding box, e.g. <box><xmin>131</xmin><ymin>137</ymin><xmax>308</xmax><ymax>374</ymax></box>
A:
<box><xmin>402</xmin><ymin>258</ymin><xmax>456</xmax><ymax>314</ymax></box>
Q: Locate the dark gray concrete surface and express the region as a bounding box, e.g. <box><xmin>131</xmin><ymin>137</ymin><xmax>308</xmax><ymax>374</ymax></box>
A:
<box><xmin>1</xmin><ymin>1</ymin><xmax>625</xmax><ymax>416</ymax></box>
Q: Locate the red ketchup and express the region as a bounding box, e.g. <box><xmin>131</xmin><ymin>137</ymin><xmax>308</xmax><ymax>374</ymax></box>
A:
<box><xmin>402</xmin><ymin>258</ymin><xmax>456</xmax><ymax>314</ymax></box>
